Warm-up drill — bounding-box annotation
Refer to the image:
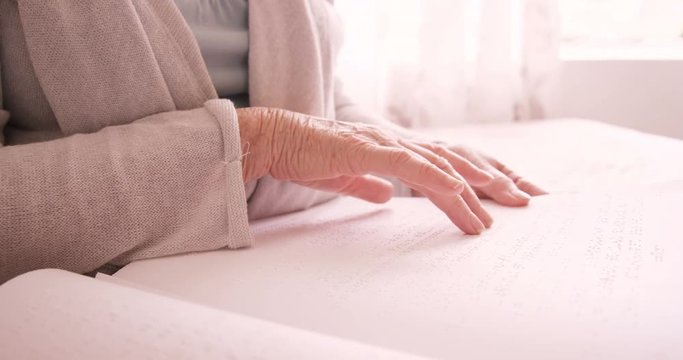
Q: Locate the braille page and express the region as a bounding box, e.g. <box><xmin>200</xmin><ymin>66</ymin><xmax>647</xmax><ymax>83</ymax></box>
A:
<box><xmin>115</xmin><ymin>192</ymin><xmax>683</xmax><ymax>359</ymax></box>
<box><xmin>0</xmin><ymin>269</ymin><xmax>422</xmax><ymax>359</ymax></box>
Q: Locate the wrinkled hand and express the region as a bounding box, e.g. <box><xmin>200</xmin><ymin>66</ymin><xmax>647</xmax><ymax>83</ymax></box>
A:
<box><xmin>390</xmin><ymin>124</ymin><xmax>548</xmax><ymax>206</ymax></box>
<box><xmin>438</xmin><ymin>144</ymin><xmax>547</xmax><ymax>206</ymax></box>
<box><xmin>408</xmin><ymin>140</ymin><xmax>547</xmax><ymax>206</ymax></box>
<box><xmin>237</xmin><ymin>107</ymin><xmax>494</xmax><ymax>234</ymax></box>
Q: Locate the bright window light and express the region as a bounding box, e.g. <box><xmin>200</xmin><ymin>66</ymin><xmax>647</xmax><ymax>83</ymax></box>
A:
<box><xmin>559</xmin><ymin>0</ymin><xmax>683</xmax><ymax>60</ymax></box>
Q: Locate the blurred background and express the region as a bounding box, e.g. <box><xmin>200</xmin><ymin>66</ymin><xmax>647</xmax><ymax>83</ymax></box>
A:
<box><xmin>335</xmin><ymin>0</ymin><xmax>683</xmax><ymax>139</ymax></box>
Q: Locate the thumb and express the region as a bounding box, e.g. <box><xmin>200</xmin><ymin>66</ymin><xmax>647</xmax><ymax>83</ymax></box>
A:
<box><xmin>297</xmin><ymin>175</ymin><xmax>394</xmax><ymax>204</ymax></box>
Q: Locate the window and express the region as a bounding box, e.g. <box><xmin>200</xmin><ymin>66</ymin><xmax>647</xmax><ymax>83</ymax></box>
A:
<box><xmin>558</xmin><ymin>0</ymin><xmax>683</xmax><ymax>59</ymax></box>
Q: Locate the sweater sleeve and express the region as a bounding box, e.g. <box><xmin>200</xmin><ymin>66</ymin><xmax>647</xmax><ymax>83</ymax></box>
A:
<box><xmin>0</xmin><ymin>99</ymin><xmax>253</xmax><ymax>283</ymax></box>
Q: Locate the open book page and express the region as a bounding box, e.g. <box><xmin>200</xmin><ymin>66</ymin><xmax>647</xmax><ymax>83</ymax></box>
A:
<box><xmin>115</xmin><ymin>190</ymin><xmax>683</xmax><ymax>359</ymax></box>
<box><xmin>421</xmin><ymin>119</ymin><xmax>683</xmax><ymax>193</ymax></box>
<box><xmin>0</xmin><ymin>269</ymin><xmax>422</xmax><ymax>359</ymax></box>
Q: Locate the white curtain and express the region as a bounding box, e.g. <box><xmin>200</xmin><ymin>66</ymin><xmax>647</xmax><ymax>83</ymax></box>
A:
<box><xmin>335</xmin><ymin>0</ymin><xmax>560</xmax><ymax>127</ymax></box>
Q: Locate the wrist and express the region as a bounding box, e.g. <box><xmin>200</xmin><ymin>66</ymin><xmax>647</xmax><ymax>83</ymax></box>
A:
<box><xmin>236</xmin><ymin>107</ymin><xmax>275</xmax><ymax>183</ymax></box>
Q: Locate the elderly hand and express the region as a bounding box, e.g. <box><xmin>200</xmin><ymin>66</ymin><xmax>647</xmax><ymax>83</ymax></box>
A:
<box><xmin>406</xmin><ymin>141</ymin><xmax>547</xmax><ymax>206</ymax></box>
<box><xmin>441</xmin><ymin>144</ymin><xmax>547</xmax><ymax>206</ymax></box>
<box><xmin>237</xmin><ymin>107</ymin><xmax>494</xmax><ymax>234</ymax></box>
<box><xmin>384</xmin><ymin>124</ymin><xmax>548</xmax><ymax>206</ymax></box>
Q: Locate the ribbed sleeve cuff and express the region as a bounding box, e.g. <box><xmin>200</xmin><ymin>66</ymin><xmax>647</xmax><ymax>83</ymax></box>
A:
<box><xmin>204</xmin><ymin>99</ymin><xmax>253</xmax><ymax>249</ymax></box>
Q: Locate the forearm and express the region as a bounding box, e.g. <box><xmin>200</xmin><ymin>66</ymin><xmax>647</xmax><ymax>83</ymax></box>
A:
<box><xmin>0</xmin><ymin>100</ymin><xmax>251</xmax><ymax>283</ymax></box>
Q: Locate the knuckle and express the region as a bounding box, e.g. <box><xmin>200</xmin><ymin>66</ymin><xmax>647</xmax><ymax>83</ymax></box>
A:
<box><xmin>390</xmin><ymin>149</ymin><xmax>414</xmax><ymax>164</ymax></box>
<box><xmin>433</xmin><ymin>155</ymin><xmax>452</xmax><ymax>172</ymax></box>
<box><xmin>417</xmin><ymin>162</ymin><xmax>437</xmax><ymax>178</ymax></box>
<box><xmin>513</xmin><ymin>176</ymin><xmax>526</xmax><ymax>185</ymax></box>
<box><xmin>417</xmin><ymin>142</ymin><xmax>443</xmax><ymax>155</ymax></box>
<box><xmin>432</xmin><ymin>144</ymin><xmax>450</xmax><ymax>155</ymax></box>
<box><xmin>489</xmin><ymin>175</ymin><xmax>515</xmax><ymax>191</ymax></box>
<box><xmin>366</xmin><ymin>125</ymin><xmax>395</xmax><ymax>144</ymax></box>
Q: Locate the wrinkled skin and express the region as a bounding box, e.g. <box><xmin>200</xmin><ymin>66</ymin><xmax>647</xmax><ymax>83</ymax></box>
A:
<box><xmin>237</xmin><ymin>107</ymin><xmax>546</xmax><ymax>235</ymax></box>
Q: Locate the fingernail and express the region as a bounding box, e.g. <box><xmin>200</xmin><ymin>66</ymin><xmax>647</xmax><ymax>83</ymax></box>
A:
<box><xmin>512</xmin><ymin>189</ymin><xmax>531</xmax><ymax>201</ymax></box>
<box><xmin>481</xmin><ymin>210</ymin><xmax>494</xmax><ymax>228</ymax></box>
<box><xmin>469</xmin><ymin>214</ymin><xmax>485</xmax><ymax>234</ymax></box>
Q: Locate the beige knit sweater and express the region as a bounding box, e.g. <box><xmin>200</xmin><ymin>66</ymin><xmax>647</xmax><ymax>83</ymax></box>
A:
<box><xmin>0</xmin><ymin>0</ymin><xmax>384</xmax><ymax>283</ymax></box>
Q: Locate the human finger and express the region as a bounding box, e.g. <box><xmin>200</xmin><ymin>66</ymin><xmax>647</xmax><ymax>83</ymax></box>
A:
<box><xmin>354</xmin><ymin>146</ymin><xmax>465</xmax><ymax>196</ymax></box>
<box><xmin>479</xmin><ymin>174</ymin><xmax>532</xmax><ymax>206</ymax></box>
<box><xmin>415</xmin><ymin>142</ymin><xmax>494</xmax><ymax>186</ymax></box>
<box><xmin>396</xmin><ymin>141</ymin><xmax>494</xmax><ymax>227</ymax></box>
<box><xmin>398</xmin><ymin>141</ymin><xmax>458</xmax><ymax>178</ymax></box>
<box><xmin>459</xmin><ymin>183</ymin><xmax>494</xmax><ymax>228</ymax></box>
<box><xmin>515</xmin><ymin>178</ymin><xmax>548</xmax><ymax>196</ymax></box>
<box><xmin>487</xmin><ymin>157</ymin><xmax>548</xmax><ymax>196</ymax></box>
<box><xmin>455</xmin><ymin>151</ymin><xmax>532</xmax><ymax>206</ymax></box>
<box><xmin>404</xmin><ymin>181</ymin><xmax>485</xmax><ymax>235</ymax></box>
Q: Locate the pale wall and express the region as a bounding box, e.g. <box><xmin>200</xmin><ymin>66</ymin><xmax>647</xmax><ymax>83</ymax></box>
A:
<box><xmin>545</xmin><ymin>60</ymin><xmax>683</xmax><ymax>139</ymax></box>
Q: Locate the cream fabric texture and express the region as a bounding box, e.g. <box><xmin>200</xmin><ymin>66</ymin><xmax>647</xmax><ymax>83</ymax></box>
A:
<box><xmin>0</xmin><ymin>0</ymin><xmax>251</xmax><ymax>283</ymax></box>
<box><xmin>0</xmin><ymin>0</ymin><xmax>381</xmax><ymax>283</ymax></box>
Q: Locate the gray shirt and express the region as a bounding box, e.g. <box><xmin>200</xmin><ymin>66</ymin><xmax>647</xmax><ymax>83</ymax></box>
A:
<box><xmin>174</xmin><ymin>0</ymin><xmax>249</xmax><ymax>107</ymax></box>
